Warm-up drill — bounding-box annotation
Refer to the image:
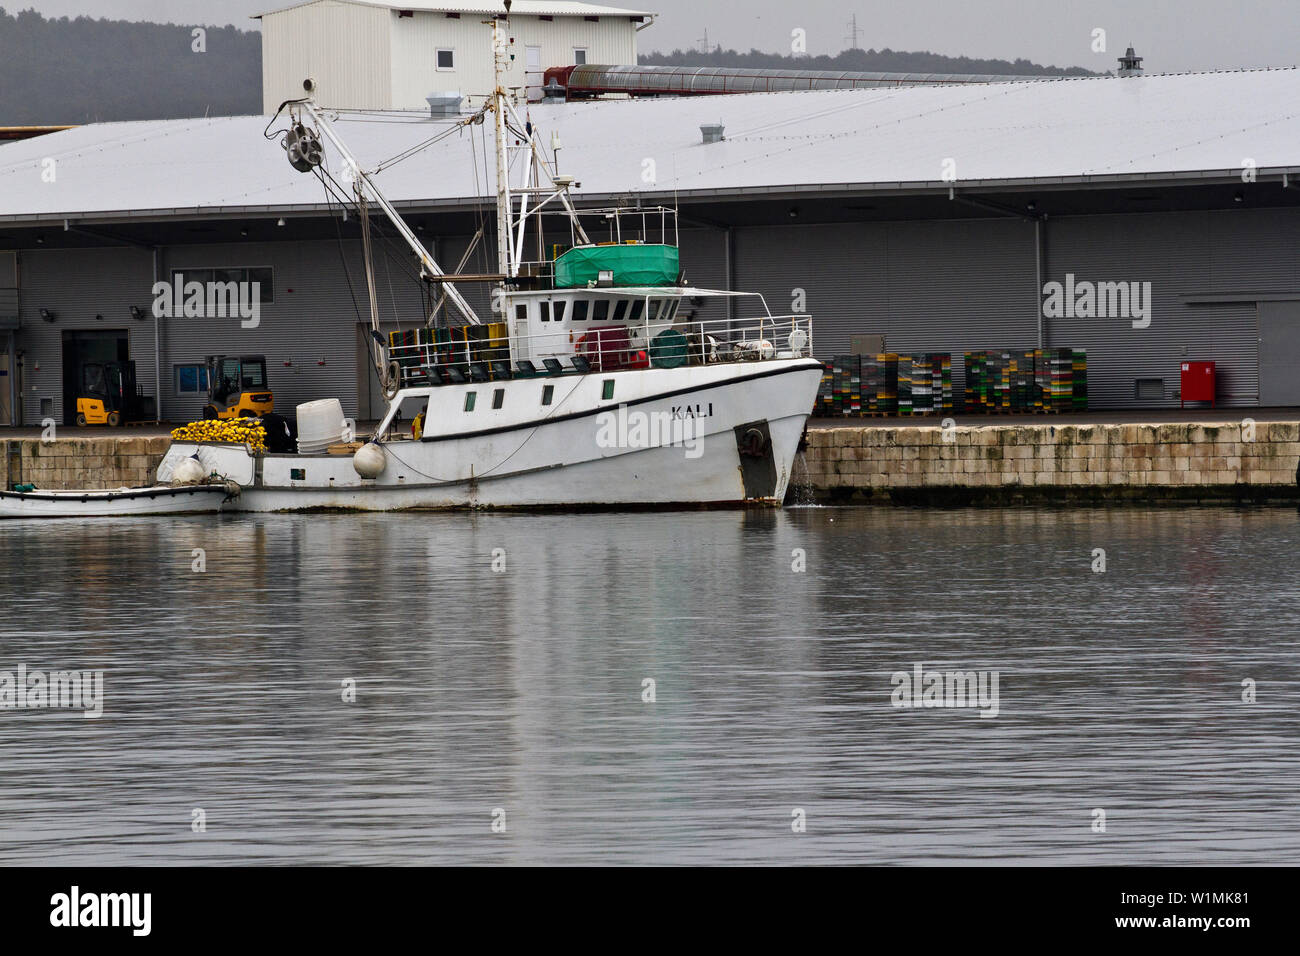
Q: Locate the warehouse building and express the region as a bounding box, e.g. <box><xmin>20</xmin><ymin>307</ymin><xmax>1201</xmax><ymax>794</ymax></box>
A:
<box><xmin>256</xmin><ymin>0</ymin><xmax>652</xmax><ymax>111</ymax></box>
<box><xmin>2</xmin><ymin>65</ymin><xmax>1300</xmax><ymax>426</ymax></box>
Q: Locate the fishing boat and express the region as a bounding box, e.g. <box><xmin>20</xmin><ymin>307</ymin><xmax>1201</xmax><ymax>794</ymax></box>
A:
<box><xmin>154</xmin><ymin>15</ymin><xmax>822</xmax><ymax>512</ymax></box>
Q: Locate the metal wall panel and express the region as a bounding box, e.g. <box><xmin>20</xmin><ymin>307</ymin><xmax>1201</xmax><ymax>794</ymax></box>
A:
<box><xmin>262</xmin><ymin>0</ymin><xmax>393</xmax><ymax>113</ymax></box>
<box><xmin>733</xmin><ymin>218</ymin><xmax>1038</xmax><ymax>399</ymax></box>
<box><xmin>161</xmin><ymin>237</ymin><xmax>431</xmax><ymax>422</ymax></box>
<box><xmin>15</xmin><ymin>247</ymin><xmax>157</xmax><ymax>425</ymax></box>
<box><xmin>1044</xmin><ymin>209</ymin><xmax>1284</xmax><ymax>408</ymax></box>
<box><xmin>12</xmin><ymin>206</ymin><xmax>1300</xmax><ymax>424</ymax></box>
<box><xmin>1257</xmin><ymin>301</ymin><xmax>1300</xmax><ymax>405</ymax></box>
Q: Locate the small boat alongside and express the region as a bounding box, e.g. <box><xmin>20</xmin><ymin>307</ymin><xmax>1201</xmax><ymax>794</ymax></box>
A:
<box><xmin>0</xmin><ymin>482</ymin><xmax>236</xmax><ymax>519</ymax></box>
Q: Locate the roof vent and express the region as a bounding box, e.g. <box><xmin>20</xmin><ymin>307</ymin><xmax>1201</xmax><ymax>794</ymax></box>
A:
<box><xmin>1117</xmin><ymin>46</ymin><xmax>1143</xmax><ymax>77</ymax></box>
<box><xmin>700</xmin><ymin>122</ymin><xmax>725</xmax><ymax>145</ymax></box>
<box><xmin>426</xmin><ymin>91</ymin><xmax>463</xmax><ymax>118</ymax></box>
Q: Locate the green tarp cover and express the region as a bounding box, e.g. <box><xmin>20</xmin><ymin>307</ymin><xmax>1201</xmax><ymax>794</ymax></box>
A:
<box><xmin>554</xmin><ymin>244</ymin><xmax>679</xmax><ymax>289</ymax></box>
<box><xmin>649</xmin><ymin>329</ymin><xmax>688</xmax><ymax>369</ymax></box>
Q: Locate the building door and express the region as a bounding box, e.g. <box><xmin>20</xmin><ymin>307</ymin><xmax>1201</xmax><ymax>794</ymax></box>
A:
<box><xmin>525</xmin><ymin>45</ymin><xmax>543</xmax><ymax>102</ymax></box>
<box><xmin>0</xmin><ymin>337</ymin><xmax>12</xmax><ymax>426</ymax></box>
<box><xmin>1258</xmin><ymin>301</ymin><xmax>1300</xmax><ymax>406</ymax></box>
<box><xmin>61</xmin><ymin>329</ymin><xmax>129</xmax><ymax>425</ymax></box>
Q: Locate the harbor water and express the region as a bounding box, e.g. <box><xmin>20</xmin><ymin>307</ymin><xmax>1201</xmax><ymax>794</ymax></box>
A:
<box><xmin>1</xmin><ymin>506</ymin><xmax>1297</xmax><ymax>865</ymax></box>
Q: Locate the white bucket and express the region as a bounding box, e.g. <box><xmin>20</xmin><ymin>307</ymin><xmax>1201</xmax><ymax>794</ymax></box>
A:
<box><xmin>296</xmin><ymin>399</ymin><xmax>346</xmax><ymax>454</ymax></box>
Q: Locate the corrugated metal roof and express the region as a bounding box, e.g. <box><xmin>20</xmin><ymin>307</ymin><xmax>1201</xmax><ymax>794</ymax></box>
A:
<box><xmin>1</xmin><ymin>69</ymin><xmax>1298</xmax><ymax>223</ymax></box>
<box><xmin>254</xmin><ymin>0</ymin><xmax>652</xmax><ymax>18</ymax></box>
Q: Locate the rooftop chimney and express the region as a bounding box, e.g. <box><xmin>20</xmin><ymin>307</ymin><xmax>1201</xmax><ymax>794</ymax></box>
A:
<box><xmin>426</xmin><ymin>91</ymin><xmax>463</xmax><ymax>118</ymax></box>
<box><xmin>700</xmin><ymin>123</ymin><xmax>725</xmax><ymax>145</ymax></box>
<box><xmin>1117</xmin><ymin>46</ymin><xmax>1144</xmax><ymax>77</ymax></box>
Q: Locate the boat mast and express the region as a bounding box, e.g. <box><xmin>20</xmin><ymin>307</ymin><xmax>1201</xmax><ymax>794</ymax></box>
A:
<box><xmin>291</xmin><ymin>98</ymin><xmax>483</xmax><ymax>327</ymax></box>
<box><xmin>491</xmin><ymin>15</ymin><xmax>514</xmax><ymax>282</ymax></box>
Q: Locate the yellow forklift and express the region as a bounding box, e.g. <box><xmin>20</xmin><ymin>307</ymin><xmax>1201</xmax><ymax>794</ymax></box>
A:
<box><xmin>75</xmin><ymin>360</ymin><xmax>147</xmax><ymax>427</ymax></box>
<box><xmin>202</xmin><ymin>355</ymin><xmax>274</xmax><ymax>419</ymax></box>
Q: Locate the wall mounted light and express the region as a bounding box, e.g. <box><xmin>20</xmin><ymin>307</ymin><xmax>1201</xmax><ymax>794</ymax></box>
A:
<box><xmin>94</xmin><ymin>313</ymin><xmax>104</xmax><ymax>321</ymax></box>
<box><xmin>276</xmin><ymin>218</ymin><xmax>286</xmax><ymax>227</ymax></box>
<box><xmin>39</xmin><ymin>308</ymin><xmax>55</xmax><ymax>323</ymax></box>
<box><xmin>130</xmin><ymin>306</ymin><xmax>145</xmax><ymax>321</ymax></box>
<box><xmin>240</xmin><ymin>228</ymin><xmax>249</xmax><ymax>237</ymax></box>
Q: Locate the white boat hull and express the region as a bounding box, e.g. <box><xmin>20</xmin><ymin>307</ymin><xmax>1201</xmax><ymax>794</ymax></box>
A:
<box><xmin>0</xmin><ymin>484</ymin><xmax>234</xmax><ymax>519</ymax></box>
<box><xmin>157</xmin><ymin>358</ymin><xmax>824</xmax><ymax>511</ymax></box>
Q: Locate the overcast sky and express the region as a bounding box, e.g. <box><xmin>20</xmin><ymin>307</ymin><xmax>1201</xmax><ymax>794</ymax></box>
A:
<box><xmin>15</xmin><ymin>0</ymin><xmax>1300</xmax><ymax>72</ymax></box>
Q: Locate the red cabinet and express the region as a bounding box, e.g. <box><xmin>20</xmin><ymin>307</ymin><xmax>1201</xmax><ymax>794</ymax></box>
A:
<box><xmin>1180</xmin><ymin>361</ymin><xmax>1215</xmax><ymax>408</ymax></box>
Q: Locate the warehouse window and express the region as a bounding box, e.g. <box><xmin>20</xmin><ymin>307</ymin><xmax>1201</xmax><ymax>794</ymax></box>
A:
<box><xmin>174</xmin><ymin>364</ymin><xmax>210</xmax><ymax>395</ymax></box>
<box><xmin>573</xmin><ymin>48</ymin><xmax>588</xmax><ymax>65</ymax></box>
<box><xmin>436</xmin><ymin>48</ymin><xmax>455</xmax><ymax>70</ymax></box>
<box><xmin>170</xmin><ymin>267</ymin><xmax>273</xmax><ymax>304</ymax></box>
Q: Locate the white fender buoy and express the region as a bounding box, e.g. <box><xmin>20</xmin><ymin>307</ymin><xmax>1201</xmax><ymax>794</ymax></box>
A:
<box><xmin>353</xmin><ymin>442</ymin><xmax>387</xmax><ymax>479</ymax></box>
<box><xmin>171</xmin><ymin>457</ymin><xmax>207</xmax><ymax>485</ymax></box>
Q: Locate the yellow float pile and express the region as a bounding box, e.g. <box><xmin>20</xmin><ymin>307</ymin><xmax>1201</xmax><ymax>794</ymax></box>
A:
<box><xmin>171</xmin><ymin>419</ymin><xmax>267</xmax><ymax>452</ymax></box>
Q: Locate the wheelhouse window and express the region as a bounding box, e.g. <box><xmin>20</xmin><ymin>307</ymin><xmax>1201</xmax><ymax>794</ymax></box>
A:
<box><xmin>492</xmin><ymin>388</ymin><xmax>505</xmax><ymax>409</ymax></box>
<box><xmin>611</xmin><ymin>300</ymin><xmax>628</xmax><ymax>322</ymax></box>
<box><xmin>572</xmin><ymin>299</ymin><xmax>589</xmax><ymax>321</ymax></box>
<box><xmin>592</xmin><ymin>299</ymin><xmax>610</xmax><ymax>322</ymax></box>
<box><xmin>541</xmin><ymin>384</ymin><xmax>554</xmax><ymax>406</ymax></box>
<box><xmin>602</xmin><ymin>380</ymin><xmax>615</xmax><ymax>400</ymax></box>
<box><xmin>436</xmin><ymin>48</ymin><xmax>455</xmax><ymax>70</ymax></box>
<box><xmin>552</xmin><ymin>300</ymin><xmax>567</xmax><ymax>322</ymax></box>
<box><xmin>540</xmin><ymin>302</ymin><xmax>551</xmax><ymax>322</ymax></box>
<box><xmin>627</xmin><ymin>300</ymin><xmax>646</xmax><ymax>323</ymax></box>
<box><xmin>464</xmin><ymin>392</ymin><xmax>476</xmax><ymax>411</ymax></box>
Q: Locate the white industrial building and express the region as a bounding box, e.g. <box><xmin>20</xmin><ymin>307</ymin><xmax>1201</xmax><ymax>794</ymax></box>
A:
<box><xmin>3</xmin><ymin>68</ymin><xmax>1300</xmax><ymax>425</ymax></box>
<box><xmin>256</xmin><ymin>0</ymin><xmax>652</xmax><ymax>112</ymax></box>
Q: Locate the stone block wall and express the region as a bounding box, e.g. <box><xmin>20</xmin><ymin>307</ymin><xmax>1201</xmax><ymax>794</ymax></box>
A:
<box><xmin>3</xmin><ymin>437</ymin><xmax>171</xmax><ymax>490</ymax></box>
<box><xmin>803</xmin><ymin>422</ymin><xmax>1300</xmax><ymax>503</ymax></box>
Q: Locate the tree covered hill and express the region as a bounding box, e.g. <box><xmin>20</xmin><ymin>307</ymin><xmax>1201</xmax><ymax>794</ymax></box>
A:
<box><xmin>639</xmin><ymin>46</ymin><xmax>1103</xmax><ymax>77</ymax></box>
<box><xmin>0</xmin><ymin>7</ymin><xmax>261</xmax><ymax>124</ymax></box>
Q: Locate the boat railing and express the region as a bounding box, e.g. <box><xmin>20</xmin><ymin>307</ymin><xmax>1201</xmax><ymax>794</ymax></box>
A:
<box><xmin>386</xmin><ymin>313</ymin><xmax>814</xmax><ymax>387</ymax></box>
